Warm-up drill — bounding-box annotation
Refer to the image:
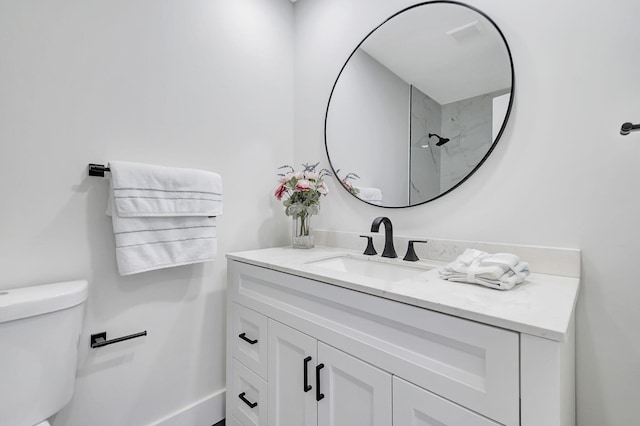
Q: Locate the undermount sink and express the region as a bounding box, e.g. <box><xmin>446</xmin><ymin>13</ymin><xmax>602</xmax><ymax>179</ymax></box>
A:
<box><xmin>305</xmin><ymin>254</ymin><xmax>433</xmax><ymax>282</ymax></box>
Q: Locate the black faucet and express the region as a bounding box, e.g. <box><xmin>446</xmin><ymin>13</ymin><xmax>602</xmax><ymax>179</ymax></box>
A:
<box><xmin>370</xmin><ymin>217</ymin><xmax>397</xmax><ymax>258</ymax></box>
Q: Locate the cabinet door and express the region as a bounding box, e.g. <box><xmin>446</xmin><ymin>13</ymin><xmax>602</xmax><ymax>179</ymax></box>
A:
<box><xmin>268</xmin><ymin>319</ymin><xmax>318</xmax><ymax>426</ymax></box>
<box><xmin>317</xmin><ymin>342</ymin><xmax>392</xmax><ymax>426</ymax></box>
<box><xmin>393</xmin><ymin>377</ymin><xmax>501</xmax><ymax>426</ymax></box>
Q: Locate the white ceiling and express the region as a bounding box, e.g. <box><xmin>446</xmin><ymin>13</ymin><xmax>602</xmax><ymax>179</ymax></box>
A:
<box><xmin>360</xmin><ymin>3</ymin><xmax>512</xmax><ymax>104</ymax></box>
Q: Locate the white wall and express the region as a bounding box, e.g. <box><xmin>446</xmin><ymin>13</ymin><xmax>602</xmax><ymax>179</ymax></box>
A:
<box><xmin>0</xmin><ymin>0</ymin><xmax>294</xmax><ymax>425</ymax></box>
<box><xmin>294</xmin><ymin>0</ymin><xmax>640</xmax><ymax>425</ymax></box>
<box><xmin>326</xmin><ymin>49</ymin><xmax>409</xmax><ymax>206</ymax></box>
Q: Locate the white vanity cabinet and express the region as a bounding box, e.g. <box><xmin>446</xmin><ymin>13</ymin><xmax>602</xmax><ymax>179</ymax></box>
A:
<box><xmin>226</xmin><ymin>248</ymin><xmax>577</xmax><ymax>426</ymax></box>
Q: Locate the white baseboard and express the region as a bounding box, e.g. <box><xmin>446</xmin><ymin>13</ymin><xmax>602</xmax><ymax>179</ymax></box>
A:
<box><xmin>150</xmin><ymin>390</ymin><xmax>225</xmax><ymax>426</ymax></box>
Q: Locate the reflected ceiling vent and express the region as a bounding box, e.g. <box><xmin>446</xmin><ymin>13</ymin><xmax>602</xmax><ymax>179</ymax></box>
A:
<box><xmin>446</xmin><ymin>20</ymin><xmax>481</xmax><ymax>42</ymax></box>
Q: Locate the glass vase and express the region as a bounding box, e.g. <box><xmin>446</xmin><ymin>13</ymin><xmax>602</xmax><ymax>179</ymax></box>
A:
<box><xmin>292</xmin><ymin>211</ymin><xmax>314</xmax><ymax>249</ymax></box>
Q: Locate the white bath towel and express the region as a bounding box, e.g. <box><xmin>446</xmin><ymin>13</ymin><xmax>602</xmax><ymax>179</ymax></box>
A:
<box><xmin>110</xmin><ymin>161</ymin><xmax>222</xmax><ymax>217</ymax></box>
<box><xmin>107</xmin><ymin>161</ymin><xmax>222</xmax><ymax>276</ymax></box>
<box><xmin>356</xmin><ymin>187</ymin><xmax>383</xmax><ymax>205</ymax></box>
<box><xmin>439</xmin><ymin>248</ymin><xmax>530</xmax><ymax>290</ymax></box>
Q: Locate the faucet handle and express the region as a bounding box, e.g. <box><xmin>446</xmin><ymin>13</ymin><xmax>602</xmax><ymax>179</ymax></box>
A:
<box><xmin>359</xmin><ymin>235</ymin><xmax>377</xmax><ymax>256</ymax></box>
<box><xmin>403</xmin><ymin>240</ymin><xmax>428</xmax><ymax>262</ymax></box>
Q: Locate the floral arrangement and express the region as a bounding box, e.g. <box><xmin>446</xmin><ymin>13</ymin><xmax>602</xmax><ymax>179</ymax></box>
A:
<box><xmin>275</xmin><ymin>162</ymin><xmax>330</xmax><ymax>218</ymax></box>
<box><xmin>275</xmin><ymin>163</ymin><xmax>330</xmax><ymax>247</ymax></box>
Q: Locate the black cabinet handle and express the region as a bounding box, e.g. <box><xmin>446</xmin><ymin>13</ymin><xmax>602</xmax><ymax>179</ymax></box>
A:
<box><xmin>304</xmin><ymin>356</ymin><xmax>312</xmax><ymax>392</ymax></box>
<box><xmin>238</xmin><ymin>332</ymin><xmax>258</xmax><ymax>345</ymax></box>
<box><xmin>239</xmin><ymin>392</ymin><xmax>258</xmax><ymax>408</ymax></box>
<box><xmin>316</xmin><ymin>363</ymin><xmax>325</xmax><ymax>401</ymax></box>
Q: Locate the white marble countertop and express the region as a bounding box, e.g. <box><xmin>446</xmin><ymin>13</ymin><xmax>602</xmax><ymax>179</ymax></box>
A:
<box><xmin>227</xmin><ymin>246</ymin><xmax>580</xmax><ymax>341</ymax></box>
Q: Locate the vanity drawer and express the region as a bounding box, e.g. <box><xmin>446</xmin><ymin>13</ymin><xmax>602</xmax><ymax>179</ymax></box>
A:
<box><xmin>230</xmin><ymin>359</ymin><xmax>267</xmax><ymax>426</ymax></box>
<box><xmin>229</xmin><ymin>261</ymin><xmax>520</xmax><ymax>426</ymax></box>
<box><xmin>231</xmin><ymin>303</ymin><xmax>268</xmax><ymax>379</ymax></box>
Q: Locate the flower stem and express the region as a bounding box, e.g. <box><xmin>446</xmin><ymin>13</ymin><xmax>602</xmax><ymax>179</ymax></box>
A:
<box><xmin>297</xmin><ymin>212</ymin><xmax>310</xmax><ymax>237</ymax></box>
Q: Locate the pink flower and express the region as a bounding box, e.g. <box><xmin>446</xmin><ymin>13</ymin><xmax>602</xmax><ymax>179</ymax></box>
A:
<box><xmin>318</xmin><ymin>182</ymin><xmax>329</xmax><ymax>195</ymax></box>
<box><xmin>274</xmin><ymin>184</ymin><xmax>287</xmax><ymax>200</ymax></box>
<box><xmin>279</xmin><ymin>173</ymin><xmax>293</xmax><ymax>184</ymax></box>
<box><xmin>296</xmin><ymin>179</ymin><xmax>311</xmax><ymax>191</ymax></box>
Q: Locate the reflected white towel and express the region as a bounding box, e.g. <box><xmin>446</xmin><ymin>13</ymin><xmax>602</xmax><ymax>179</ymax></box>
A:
<box><xmin>107</xmin><ymin>161</ymin><xmax>222</xmax><ymax>276</ymax></box>
<box><xmin>439</xmin><ymin>248</ymin><xmax>529</xmax><ymax>290</ymax></box>
<box><xmin>356</xmin><ymin>187</ymin><xmax>383</xmax><ymax>205</ymax></box>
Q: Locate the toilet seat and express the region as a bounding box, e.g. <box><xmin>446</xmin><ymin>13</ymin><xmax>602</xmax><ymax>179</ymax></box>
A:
<box><xmin>34</xmin><ymin>421</ymin><xmax>50</xmax><ymax>426</ymax></box>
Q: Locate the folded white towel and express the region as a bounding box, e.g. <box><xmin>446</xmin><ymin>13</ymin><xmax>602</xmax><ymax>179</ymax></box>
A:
<box><xmin>110</xmin><ymin>161</ymin><xmax>223</xmax><ymax>217</ymax></box>
<box><xmin>356</xmin><ymin>187</ymin><xmax>383</xmax><ymax>205</ymax></box>
<box><xmin>439</xmin><ymin>248</ymin><xmax>530</xmax><ymax>290</ymax></box>
<box><xmin>107</xmin><ymin>161</ymin><xmax>222</xmax><ymax>276</ymax></box>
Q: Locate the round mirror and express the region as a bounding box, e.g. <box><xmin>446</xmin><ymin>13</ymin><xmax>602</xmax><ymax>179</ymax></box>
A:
<box><xmin>325</xmin><ymin>1</ymin><xmax>514</xmax><ymax>208</ymax></box>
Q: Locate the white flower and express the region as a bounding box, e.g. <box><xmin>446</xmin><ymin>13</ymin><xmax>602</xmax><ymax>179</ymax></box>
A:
<box><xmin>279</xmin><ymin>172</ymin><xmax>294</xmax><ymax>183</ymax></box>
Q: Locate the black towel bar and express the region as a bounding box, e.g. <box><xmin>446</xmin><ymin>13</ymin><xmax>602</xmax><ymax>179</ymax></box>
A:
<box><xmin>89</xmin><ymin>163</ymin><xmax>110</xmax><ymax>177</ymax></box>
<box><xmin>90</xmin><ymin>330</ymin><xmax>147</xmax><ymax>348</ymax></box>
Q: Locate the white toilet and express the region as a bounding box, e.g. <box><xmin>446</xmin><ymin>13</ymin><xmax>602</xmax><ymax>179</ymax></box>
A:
<box><xmin>0</xmin><ymin>280</ymin><xmax>88</xmax><ymax>426</ymax></box>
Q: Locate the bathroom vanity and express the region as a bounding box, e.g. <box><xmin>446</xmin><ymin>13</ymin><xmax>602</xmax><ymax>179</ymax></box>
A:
<box><xmin>225</xmin><ymin>244</ymin><xmax>579</xmax><ymax>426</ymax></box>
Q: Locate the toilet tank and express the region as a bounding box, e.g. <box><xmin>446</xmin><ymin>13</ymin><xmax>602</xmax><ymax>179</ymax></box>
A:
<box><xmin>0</xmin><ymin>280</ymin><xmax>88</xmax><ymax>426</ymax></box>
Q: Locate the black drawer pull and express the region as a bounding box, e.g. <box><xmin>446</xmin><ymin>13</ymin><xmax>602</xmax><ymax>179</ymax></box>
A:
<box><xmin>239</xmin><ymin>332</ymin><xmax>258</xmax><ymax>345</ymax></box>
<box><xmin>239</xmin><ymin>392</ymin><xmax>258</xmax><ymax>408</ymax></box>
<box><xmin>316</xmin><ymin>363</ymin><xmax>325</xmax><ymax>401</ymax></box>
<box><xmin>304</xmin><ymin>356</ymin><xmax>312</xmax><ymax>392</ymax></box>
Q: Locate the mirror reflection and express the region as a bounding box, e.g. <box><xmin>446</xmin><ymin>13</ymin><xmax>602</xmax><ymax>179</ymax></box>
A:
<box><xmin>325</xmin><ymin>2</ymin><xmax>514</xmax><ymax>207</ymax></box>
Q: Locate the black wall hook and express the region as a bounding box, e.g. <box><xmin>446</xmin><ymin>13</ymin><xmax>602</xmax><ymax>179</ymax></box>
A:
<box><xmin>620</xmin><ymin>122</ymin><xmax>640</xmax><ymax>135</ymax></box>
